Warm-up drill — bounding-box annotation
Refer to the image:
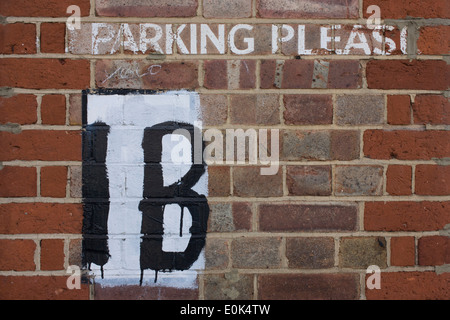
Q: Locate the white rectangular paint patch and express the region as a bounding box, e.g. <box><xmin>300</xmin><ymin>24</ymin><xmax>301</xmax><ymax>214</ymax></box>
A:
<box><xmin>84</xmin><ymin>91</ymin><xmax>208</xmax><ymax>288</ymax></box>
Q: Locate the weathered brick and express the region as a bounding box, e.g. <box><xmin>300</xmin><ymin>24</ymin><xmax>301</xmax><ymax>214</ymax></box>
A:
<box><xmin>231</xmin><ymin>237</ymin><xmax>281</xmax><ymax>268</ymax></box>
<box><xmin>339</xmin><ymin>237</ymin><xmax>387</xmax><ymax>269</ymax></box>
<box><xmin>330</xmin><ymin>130</ymin><xmax>360</xmax><ymax>161</ymax></box>
<box><xmin>69</xmin><ymin>166</ymin><xmax>82</xmax><ymax>198</ymax></box>
<box><xmin>282</xmin><ymin>130</ymin><xmax>330</xmax><ymax>161</ymax></box>
<box><xmin>69</xmin><ymin>94</ymin><xmax>83</xmax><ymax>126</ymax></box>
<box><xmin>204</xmin><ymin>60</ymin><xmax>256</xmax><ymax>89</ymax></box>
<box><xmin>258</xmin><ymin>0</ymin><xmax>359</xmax><ymax>18</ymax></box>
<box><xmin>0</xmin><ymin>276</ymin><xmax>89</xmax><ymax>300</ymax></box>
<box><xmin>417</xmin><ymin>26</ymin><xmax>450</xmax><ymax>55</ymax></box>
<box><xmin>387</xmin><ymin>95</ymin><xmax>411</xmax><ymax>125</ymax></box>
<box><xmin>0</xmin><ymin>240</ymin><xmax>36</xmax><ymax>271</ymax></box>
<box><xmin>204</xmin><ymin>272</ymin><xmax>254</xmax><ymax>300</ymax></box>
<box><xmin>281</xmin><ymin>24</ymin><xmax>326</xmax><ymax>56</ymax></box>
<box><xmin>0</xmin><ymin>203</ymin><xmax>83</xmax><ymax>234</ymax></box>
<box><xmin>258</xmin><ymin>274</ymin><xmax>359</xmax><ymax>300</ymax></box>
<box><xmin>0</xmin><ymin>130</ymin><xmax>81</xmax><ymax>161</ymax></box>
<box><xmin>0</xmin><ymin>23</ymin><xmax>36</xmax><ymax>54</ymax></box>
<box><xmin>286</xmin><ymin>165</ymin><xmax>332</xmax><ymax>196</ymax></box>
<box><xmin>205</xmin><ymin>238</ymin><xmax>229</xmax><ymax>270</ymax></box>
<box><xmin>0</xmin><ymin>0</ymin><xmax>90</xmax><ymax>17</ymax></box>
<box><xmin>386</xmin><ymin>165</ymin><xmax>412</xmax><ymax>196</ymax></box>
<box><xmin>363</xmin><ymin>130</ymin><xmax>450</xmax><ymax>160</ymax></box>
<box><xmin>199</xmin><ymin>94</ymin><xmax>228</xmax><ymax>126</ymax></box>
<box><xmin>0</xmin><ymin>166</ymin><xmax>36</xmax><ymax>197</ymax></box>
<box><xmin>96</xmin><ymin>0</ymin><xmax>198</xmax><ymax>17</ymax></box>
<box><xmin>363</xmin><ymin>0</ymin><xmax>449</xmax><ymax>19</ymax></box>
<box><xmin>96</xmin><ymin>60</ymin><xmax>198</xmax><ymax>89</ymax></box>
<box><xmin>0</xmin><ymin>59</ymin><xmax>90</xmax><ymax>89</ymax></box>
<box><xmin>364</xmin><ymin>201</ymin><xmax>450</xmax><ymax>231</ymax></box>
<box><xmin>208</xmin><ymin>166</ymin><xmax>230</xmax><ymax>197</ymax></box>
<box><xmin>366</xmin><ymin>60</ymin><xmax>449</xmax><ymax>90</ymax></box>
<box><xmin>259</xmin><ymin>203</ymin><xmax>358</xmax><ymax>232</ymax></box>
<box><xmin>415</xmin><ymin>165</ymin><xmax>450</xmax><ymax>196</ymax></box>
<box><xmin>283</xmin><ymin>95</ymin><xmax>333</xmax><ymax>125</ymax></box>
<box><xmin>40</xmin><ymin>166</ymin><xmax>68</xmax><ymax>198</ymax></box>
<box><xmin>40</xmin><ymin>239</ymin><xmax>65</xmax><ymax>271</ymax></box>
<box><xmin>41</xmin><ymin>94</ymin><xmax>66</xmax><ymax>125</ymax></box>
<box><xmin>230</xmin><ymin>94</ymin><xmax>280</xmax><ymax>125</ymax></box>
<box><xmin>418</xmin><ymin>236</ymin><xmax>450</xmax><ymax>266</ymax></box>
<box><xmin>233</xmin><ymin>166</ymin><xmax>283</xmax><ymax>197</ymax></box>
<box><xmin>335</xmin><ymin>95</ymin><xmax>384</xmax><ymax>125</ymax></box>
<box><xmin>0</xmin><ymin>95</ymin><xmax>37</xmax><ymax>125</ymax></box>
<box><xmin>334</xmin><ymin>166</ymin><xmax>383</xmax><ymax>196</ymax></box>
<box><xmin>67</xmin><ymin>23</ymin><xmax>121</xmax><ymax>55</ymax></box>
<box><xmin>208</xmin><ymin>202</ymin><xmax>252</xmax><ymax>232</ymax></box>
<box><xmin>40</xmin><ymin>23</ymin><xmax>65</xmax><ymax>53</ymax></box>
<box><xmin>390</xmin><ymin>237</ymin><xmax>415</xmax><ymax>267</ymax></box>
<box><xmin>260</xmin><ymin>60</ymin><xmax>361</xmax><ymax>89</ymax></box>
<box><xmin>286</xmin><ymin>237</ymin><xmax>335</xmax><ymax>269</ymax></box>
<box><xmin>365</xmin><ymin>272</ymin><xmax>450</xmax><ymax>300</ymax></box>
<box><xmin>413</xmin><ymin>95</ymin><xmax>450</xmax><ymax>125</ymax></box>
<box><xmin>334</xmin><ymin>25</ymin><xmax>383</xmax><ymax>55</ymax></box>
<box><xmin>203</xmin><ymin>0</ymin><xmax>252</xmax><ymax>18</ymax></box>
<box><xmin>232</xmin><ymin>24</ymin><xmax>273</xmax><ymax>55</ymax></box>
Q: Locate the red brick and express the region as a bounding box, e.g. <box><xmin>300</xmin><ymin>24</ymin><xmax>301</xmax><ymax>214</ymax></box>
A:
<box><xmin>204</xmin><ymin>60</ymin><xmax>227</xmax><ymax>89</ymax></box>
<box><xmin>199</xmin><ymin>95</ymin><xmax>228</xmax><ymax>126</ymax></box>
<box><xmin>69</xmin><ymin>94</ymin><xmax>83</xmax><ymax>126</ymax></box>
<box><xmin>0</xmin><ymin>203</ymin><xmax>83</xmax><ymax>234</ymax></box>
<box><xmin>0</xmin><ymin>276</ymin><xmax>90</xmax><ymax>300</ymax></box>
<box><xmin>95</xmin><ymin>0</ymin><xmax>198</xmax><ymax>17</ymax></box>
<box><xmin>386</xmin><ymin>165</ymin><xmax>412</xmax><ymax>196</ymax></box>
<box><xmin>40</xmin><ymin>166</ymin><xmax>68</xmax><ymax>198</ymax></box>
<box><xmin>0</xmin><ymin>166</ymin><xmax>36</xmax><ymax>197</ymax></box>
<box><xmin>0</xmin><ymin>0</ymin><xmax>90</xmax><ymax>17</ymax></box>
<box><xmin>418</xmin><ymin>236</ymin><xmax>450</xmax><ymax>266</ymax></box>
<box><xmin>363</xmin><ymin>130</ymin><xmax>450</xmax><ymax>160</ymax></box>
<box><xmin>327</xmin><ymin>60</ymin><xmax>362</xmax><ymax>89</ymax></box>
<box><xmin>334</xmin><ymin>25</ymin><xmax>383</xmax><ymax>55</ymax></box>
<box><xmin>363</xmin><ymin>0</ymin><xmax>449</xmax><ymax>19</ymax></box>
<box><xmin>283</xmin><ymin>95</ymin><xmax>333</xmax><ymax>125</ymax></box>
<box><xmin>258</xmin><ymin>0</ymin><xmax>359</xmax><ymax>18</ymax></box>
<box><xmin>203</xmin><ymin>0</ymin><xmax>252</xmax><ymax>18</ymax></box>
<box><xmin>387</xmin><ymin>95</ymin><xmax>411</xmax><ymax>125</ymax></box>
<box><xmin>365</xmin><ymin>272</ymin><xmax>450</xmax><ymax>300</ymax></box>
<box><xmin>0</xmin><ymin>130</ymin><xmax>81</xmax><ymax>161</ymax></box>
<box><xmin>418</xmin><ymin>26</ymin><xmax>450</xmax><ymax>55</ymax></box>
<box><xmin>258</xmin><ymin>274</ymin><xmax>359</xmax><ymax>300</ymax></box>
<box><xmin>366</xmin><ymin>60</ymin><xmax>449</xmax><ymax>90</ymax></box>
<box><xmin>413</xmin><ymin>95</ymin><xmax>450</xmax><ymax>125</ymax></box>
<box><xmin>280</xmin><ymin>60</ymin><xmax>314</xmax><ymax>89</ymax></box>
<box><xmin>259</xmin><ymin>203</ymin><xmax>358</xmax><ymax>232</ymax></box>
<box><xmin>40</xmin><ymin>23</ymin><xmax>66</xmax><ymax>54</ymax></box>
<box><xmin>330</xmin><ymin>130</ymin><xmax>361</xmax><ymax>161</ymax></box>
<box><xmin>0</xmin><ymin>59</ymin><xmax>90</xmax><ymax>89</ymax></box>
<box><xmin>415</xmin><ymin>165</ymin><xmax>450</xmax><ymax>196</ymax></box>
<box><xmin>0</xmin><ymin>95</ymin><xmax>37</xmax><ymax>125</ymax></box>
<box><xmin>390</xmin><ymin>237</ymin><xmax>415</xmax><ymax>267</ymax></box>
<box><xmin>364</xmin><ymin>201</ymin><xmax>450</xmax><ymax>231</ymax></box>
<box><xmin>0</xmin><ymin>23</ymin><xmax>36</xmax><ymax>54</ymax></box>
<box><xmin>94</xmin><ymin>284</ymin><xmax>198</xmax><ymax>300</ymax></box>
<box><xmin>96</xmin><ymin>60</ymin><xmax>198</xmax><ymax>90</ymax></box>
<box><xmin>0</xmin><ymin>240</ymin><xmax>36</xmax><ymax>271</ymax></box>
<box><xmin>41</xmin><ymin>94</ymin><xmax>66</xmax><ymax>125</ymax></box>
<box><xmin>40</xmin><ymin>239</ymin><xmax>65</xmax><ymax>271</ymax></box>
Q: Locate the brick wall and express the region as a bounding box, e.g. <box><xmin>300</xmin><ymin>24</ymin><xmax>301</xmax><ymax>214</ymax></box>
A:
<box><xmin>0</xmin><ymin>0</ymin><xmax>449</xmax><ymax>300</ymax></box>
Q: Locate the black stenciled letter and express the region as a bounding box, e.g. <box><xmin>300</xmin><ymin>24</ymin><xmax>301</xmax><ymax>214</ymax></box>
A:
<box><xmin>82</xmin><ymin>122</ymin><xmax>111</xmax><ymax>277</ymax></box>
<box><xmin>139</xmin><ymin>121</ymin><xmax>209</xmax><ymax>284</ymax></box>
